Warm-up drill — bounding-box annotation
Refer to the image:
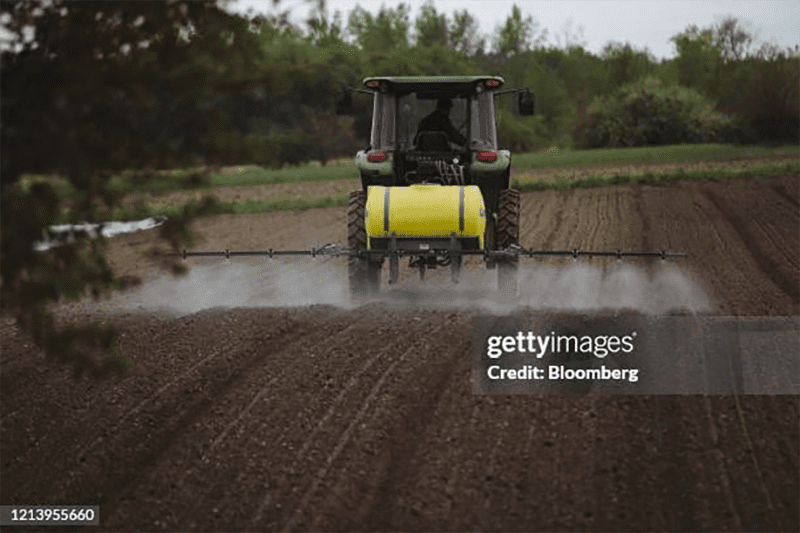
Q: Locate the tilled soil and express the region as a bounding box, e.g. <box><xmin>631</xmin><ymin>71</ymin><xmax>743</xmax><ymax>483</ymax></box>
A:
<box><xmin>2</xmin><ymin>174</ymin><xmax>799</xmax><ymax>532</ymax></box>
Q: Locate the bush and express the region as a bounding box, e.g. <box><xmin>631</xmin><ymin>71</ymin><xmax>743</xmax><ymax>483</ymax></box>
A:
<box><xmin>727</xmin><ymin>57</ymin><xmax>800</xmax><ymax>144</ymax></box>
<box><xmin>584</xmin><ymin>77</ymin><xmax>739</xmax><ymax>148</ymax></box>
<box><xmin>521</xmin><ymin>62</ymin><xmax>573</xmax><ymax>147</ymax></box>
<box><xmin>243</xmin><ymin>133</ymin><xmax>281</xmax><ymax>169</ymax></box>
<box><xmin>274</xmin><ymin>131</ymin><xmax>316</xmax><ymax>167</ymax></box>
<box><xmin>208</xmin><ymin>128</ymin><xmax>282</xmax><ymax>168</ymax></box>
<box><xmin>496</xmin><ymin>110</ymin><xmax>549</xmax><ymax>151</ymax></box>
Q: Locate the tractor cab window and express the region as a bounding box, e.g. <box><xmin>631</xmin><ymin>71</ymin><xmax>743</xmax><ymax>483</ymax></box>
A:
<box><xmin>396</xmin><ymin>93</ymin><xmax>468</xmax><ymax>151</ymax></box>
<box><xmin>471</xmin><ymin>91</ymin><xmax>498</xmax><ymax>150</ymax></box>
<box><xmin>370</xmin><ymin>92</ymin><xmax>395</xmax><ymax>149</ymax></box>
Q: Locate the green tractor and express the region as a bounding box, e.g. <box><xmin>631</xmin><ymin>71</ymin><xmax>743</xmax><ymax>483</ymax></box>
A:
<box><xmin>175</xmin><ymin>76</ymin><xmax>684</xmax><ymax>303</ymax></box>
<box><xmin>336</xmin><ymin>76</ymin><xmax>535</xmax><ymax>299</ymax></box>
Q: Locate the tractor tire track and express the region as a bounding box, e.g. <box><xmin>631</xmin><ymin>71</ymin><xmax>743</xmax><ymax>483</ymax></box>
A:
<box><xmin>635</xmin><ymin>177</ymin><xmax>796</xmax><ymax>315</ymax></box>
<box><xmin>104</xmin><ymin>307</ymin><xmax>364</xmax><ymax>529</ymax></box>
<box><xmin>700</xmin><ymin>183</ymin><xmax>799</xmax><ymax>304</ymax></box>
<box><xmin>282</xmin><ymin>316</ymin><xmax>473</xmax><ymax>531</ymax></box>
<box><xmin>317</xmin><ymin>317</ymin><xmax>472</xmax><ymax>531</ymax></box>
<box><xmin>281</xmin><ymin>341</ymin><xmax>417</xmax><ymax>532</ymax></box>
<box><xmin>80</xmin><ymin>309</ymin><xmax>342</xmax><ymax>524</ymax></box>
<box><xmin>169</xmin><ymin>313</ymin><xmax>372</xmax><ymax>530</ymax></box>
<box><xmin>722</xmin><ymin>395</ymin><xmax>800</xmax><ymax>531</ymax></box>
<box><xmin>770</xmin><ymin>179</ymin><xmax>800</xmax><ymax>208</ymax></box>
<box><xmin>632</xmin><ymin>185</ymin><xmax>651</xmax><ymax>252</ymax></box>
<box><xmin>253</xmin><ymin>317</ymin><xmax>444</xmax><ymax>531</ymax></box>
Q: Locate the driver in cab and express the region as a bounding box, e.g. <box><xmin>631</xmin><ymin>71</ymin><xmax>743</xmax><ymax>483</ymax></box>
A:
<box><xmin>415</xmin><ymin>97</ymin><xmax>466</xmax><ymax>148</ymax></box>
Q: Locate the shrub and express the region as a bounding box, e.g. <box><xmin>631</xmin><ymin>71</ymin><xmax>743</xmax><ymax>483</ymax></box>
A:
<box><xmin>208</xmin><ymin>129</ymin><xmax>282</xmax><ymax>167</ymax></box>
<box><xmin>274</xmin><ymin>131</ymin><xmax>316</xmax><ymax>167</ymax></box>
<box><xmin>584</xmin><ymin>77</ymin><xmax>739</xmax><ymax>147</ymax></box>
<box><xmin>727</xmin><ymin>57</ymin><xmax>800</xmax><ymax>144</ymax></box>
<box><xmin>496</xmin><ymin>109</ymin><xmax>548</xmax><ymax>151</ymax></box>
<box><xmin>243</xmin><ymin>133</ymin><xmax>281</xmax><ymax>169</ymax></box>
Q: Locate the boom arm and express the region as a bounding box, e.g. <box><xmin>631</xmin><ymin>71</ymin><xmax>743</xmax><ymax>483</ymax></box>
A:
<box><xmin>172</xmin><ymin>242</ymin><xmax>687</xmax><ymax>261</ymax></box>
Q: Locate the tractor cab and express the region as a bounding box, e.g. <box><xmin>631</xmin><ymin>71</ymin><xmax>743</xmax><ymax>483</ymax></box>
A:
<box><xmin>350</xmin><ymin>76</ymin><xmax>521</xmax><ymax>190</ymax></box>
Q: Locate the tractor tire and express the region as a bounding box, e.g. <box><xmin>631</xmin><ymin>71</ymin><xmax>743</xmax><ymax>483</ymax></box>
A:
<box><xmin>347</xmin><ymin>190</ymin><xmax>381</xmax><ymax>299</ymax></box>
<box><xmin>496</xmin><ymin>188</ymin><xmax>520</xmax><ymax>298</ymax></box>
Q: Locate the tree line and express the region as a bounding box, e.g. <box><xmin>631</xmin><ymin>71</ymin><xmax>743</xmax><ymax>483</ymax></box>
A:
<box><xmin>4</xmin><ymin>0</ymin><xmax>796</xmax><ymax>173</ymax></box>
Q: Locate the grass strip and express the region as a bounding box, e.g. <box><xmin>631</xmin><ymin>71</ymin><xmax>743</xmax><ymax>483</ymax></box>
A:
<box><xmin>113</xmin><ymin>164</ymin><xmax>358</xmax><ymax>193</ymax></box>
<box><xmin>23</xmin><ymin>162</ymin><xmax>359</xmax><ymax>200</ymax></box>
<box><xmin>512</xmin><ymin>143</ymin><xmax>798</xmax><ymax>169</ymax></box>
<box><xmin>512</xmin><ymin>161</ymin><xmax>800</xmax><ymax>192</ymax></box>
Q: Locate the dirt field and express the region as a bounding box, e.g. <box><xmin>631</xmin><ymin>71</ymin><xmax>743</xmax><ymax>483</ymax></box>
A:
<box><xmin>2</xmin><ymin>173</ymin><xmax>798</xmax><ymax>532</ymax></box>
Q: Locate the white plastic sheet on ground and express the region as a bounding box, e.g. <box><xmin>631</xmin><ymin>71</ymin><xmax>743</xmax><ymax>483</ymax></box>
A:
<box><xmin>33</xmin><ymin>216</ymin><xmax>168</xmax><ymax>251</ymax></box>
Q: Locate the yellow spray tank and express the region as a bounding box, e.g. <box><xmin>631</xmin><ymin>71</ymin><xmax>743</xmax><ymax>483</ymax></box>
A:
<box><xmin>364</xmin><ymin>184</ymin><xmax>486</xmax><ymax>249</ymax></box>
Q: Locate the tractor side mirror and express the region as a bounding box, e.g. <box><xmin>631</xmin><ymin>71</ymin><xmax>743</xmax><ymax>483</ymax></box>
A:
<box><xmin>335</xmin><ymin>89</ymin><xmax>353</xmax><ymax>115</ymax></box>
<box><xmin>515</xmin><ymin>89</ymin><xmax>535</xmax><ymax>116</ymax></box>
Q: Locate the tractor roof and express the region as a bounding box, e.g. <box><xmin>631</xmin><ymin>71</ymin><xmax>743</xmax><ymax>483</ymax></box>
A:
<box><xmin>362</xmin><ymin>76</ymin><xmax>504</xmax><ymax>94</ymax></box>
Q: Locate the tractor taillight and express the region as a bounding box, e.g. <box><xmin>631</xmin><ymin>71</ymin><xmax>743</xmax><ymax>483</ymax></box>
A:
<box><xmin>367</xmin><ymin>150</ymin><xmax>387</xmax><ymax>162</ymax></box>
<box><xmin>366</xmin><ymin>80</ymin><xmax>379</xmax><ymax>88</ymax></box>
<box><xmin>477</xmin><ymin>150</ymin><xmax>497</xmax><ymax>162</ymax></box>
<box><xmin>485</xmin><ymin>79</ymin><xmax>500</xmax><ymax>88</ymax></box>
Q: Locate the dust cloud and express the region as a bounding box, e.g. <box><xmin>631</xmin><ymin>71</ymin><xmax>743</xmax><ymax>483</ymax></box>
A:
<box><xmin>516</xmin><ymin>262</ymin><xmax>713</xmax><ymax>314</ymax></box>
<box><xmin>110</xmin><ymin>259</ymin><xmax>351</xmax><ymax>315</ymax></box>
<box><xmin>107</xmin><ymin>259</ymin><xmax>713</xmax><ymax>316</ymax></box>
<box><xmin>374</xmin><ymin>261</ymin><xmax>712</xmax><ymax>314</ymax></box>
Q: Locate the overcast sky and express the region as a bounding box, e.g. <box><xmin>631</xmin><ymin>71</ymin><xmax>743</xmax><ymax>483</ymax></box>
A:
<box><xmin>226</xmin><ymin>0</ymin><xmax>800</xmax><ymax>60</ymax></box>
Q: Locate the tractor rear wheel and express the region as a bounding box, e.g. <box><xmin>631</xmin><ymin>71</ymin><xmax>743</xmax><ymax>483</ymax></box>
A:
<box><xmin>496</xmin><ymin>188</ymin><xmax>520</xmax><ymax>298</ymax></box>
<box><xmin>347</xmin><ymin>190</ymin><xmax>381</xmax><ymax>299</ymax></box>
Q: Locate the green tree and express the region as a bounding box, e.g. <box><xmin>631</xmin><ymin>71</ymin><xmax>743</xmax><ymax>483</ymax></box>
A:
<box><xmin>522</xmin><ymin>46</ymin><xmax>614</xmax><ymax>146</ymax></box>
<box><xmin>601</xmin><ymin>41</ymin><xmax>656</xmax><ymax>88</ymax></box>
<box><xmin>256</xmin><ymin>14</ymin><xmax>316</xmax><ymax>65</ymax></box>
<box><xmin>347</xmin><ymin>3</ymin><xmax>410</xmax><ymax>56</ymax></box>
<box><xmin>729</xmin><ymin>55</ymin><xmax>799</xmax><ymax>142</ymax></box>
<box><xmin>670</xmin><ymin>26</ymin><xmax>722</xmax><ymax>96</ymax></box>
<box><xmin>496</xmin><ymin>109</ymin><xmax>543</xmax><ymax>151</ymax></box>
<box><xmin>449</xmin><ymin>9</ymin><xmax>485</xmax><ymax>57</ymax></box>
<box><xmin>493</xmin><ymin>4</ymin><xmax>546</xmax><ymax>58</ymax></box>
<box><xmin>305</xmin><ymin>0</ymin><xmax>345</xmax><ymax>48</ymax></box>
<box><xmin>373</xmin><ymin>43</ymin><xmax>478</xmax><ymax>77</ymax></box>
<box><xmin>524</xmin><ymin>62</ymin><xmax>572</xmax><ymax>146</ymax></box>
<box><xmin>1</xmin><ymin>0</ymin><xmax>254</xmax><ymax>376</ymax></box>
<box><xmin>415</xmin><ymin>0</ymin><xmax>448</xmax><ymax>47</ymax></box>
<box><xmin>668</xmin><ymin>19</ymin><xmax>755</xmax><ymax>131</ymax></box>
